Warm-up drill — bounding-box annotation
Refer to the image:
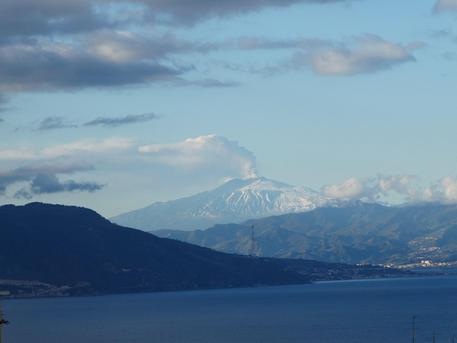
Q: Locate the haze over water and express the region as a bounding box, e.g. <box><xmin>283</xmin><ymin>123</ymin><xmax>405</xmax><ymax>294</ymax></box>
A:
<box><xmin>3</xmin><ymin>276</ymin><xmax>457</xmax><ymax>343</ymax></box>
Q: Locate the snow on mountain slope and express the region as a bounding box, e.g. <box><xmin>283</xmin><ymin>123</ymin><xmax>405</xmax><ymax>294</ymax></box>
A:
<box><xmin>111</xmin><ymin>177</ymin><xmax>329</xmax><ymax>231</ymax></box>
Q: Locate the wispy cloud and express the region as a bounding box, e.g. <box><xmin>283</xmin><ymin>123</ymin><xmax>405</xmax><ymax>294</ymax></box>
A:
<box><xmin>83</xmin><ymin>112</ymin><xmax>157</xmax><ymax>128</ymax></box>
<box><xmin>37</xmin><ymin>116</ymin><xmax>77</xmax><ymax>131</ymax></box>
<box><xmin>0</xmin><ymin>138</ymin><xmax>134</xmax><ymax>161</ymax></box>
<box><xmin>297</xmin><ymin>35</ymin><xmax>417</xmax><ymax>76</ymax></box>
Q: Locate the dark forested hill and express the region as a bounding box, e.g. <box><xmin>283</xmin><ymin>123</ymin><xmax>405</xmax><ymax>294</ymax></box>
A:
<box><xmin>156</xmin><ymin>202</ymin><xmax>457</xmax><ymax>265</ymax></box>
<box><xmin>0</xmin><ymin>203</ymin><xmax>311</xmax><ymax>296</ymax></box>
<box><xmin>0</xmin><ymin>202</ymin><xmax>413</xmax><ymax>298</ymax></box>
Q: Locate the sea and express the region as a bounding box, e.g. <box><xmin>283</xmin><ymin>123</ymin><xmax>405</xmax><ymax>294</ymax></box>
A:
<box><xmin>3</xmin><ymin>276</ymin><xmax>457</xmax><ymax>343</ymax></box>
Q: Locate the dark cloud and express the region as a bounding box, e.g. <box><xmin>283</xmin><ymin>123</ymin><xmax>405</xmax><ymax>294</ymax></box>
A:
<box><xmin>84</xmin><ymin>113</ymin><xmax>158</xmax><ymax>127</ymax></box>
<box><xmin>0</xmin><ymin>0</ymin><xmax>108</xmax><ymax>40</ymax></box>
<box><xmin>38</xmin><ymin>116</ymin><xmax>77</xmax><ymax>131</ymax></box>
<box><xmin>0</xmin><ymin>162</ymin><xmax>103</xmax><ymax>198</ymax></box>
<box><xmin>0</xmin><ymin>41</ymin><xmax>182</xmax><ymax>91</ymax></box>
<box><xmin>14</xmin><ymin>173</ymin><xmax>103</xmax><ymax>199</ymax></box>
<box><xmin>136</xmin><ymin>0</ymin><xmax>350</xmax><ymax>25</ymax></box>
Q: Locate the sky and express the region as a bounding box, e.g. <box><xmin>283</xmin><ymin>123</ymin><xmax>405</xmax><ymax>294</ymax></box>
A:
<box><xmin>1</xmin><ymin>0</ymin><xmax>457</xmax><ymax>217</ymax></box>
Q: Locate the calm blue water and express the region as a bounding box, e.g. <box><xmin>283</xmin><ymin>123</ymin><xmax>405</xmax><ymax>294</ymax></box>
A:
<box><xmin>3</xmin><ymin>276</ymin><xmax>457</xmax><ymax>343</ymax></box>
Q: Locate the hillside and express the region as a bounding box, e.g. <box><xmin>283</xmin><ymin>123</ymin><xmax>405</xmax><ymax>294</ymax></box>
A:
<box><xmin>0</xmin><ymin>203</ymin><xmax>310</xmax><ymax>296</ymax></box>
<box><xmin>156</xmin><ymin>202</ymin><xmax>457</xmax><ymax>265</ymax></box>
<box><xmin>0</xmin><ymin>202</ymin><xmax>410</xmax><ymax>297</ymax></box>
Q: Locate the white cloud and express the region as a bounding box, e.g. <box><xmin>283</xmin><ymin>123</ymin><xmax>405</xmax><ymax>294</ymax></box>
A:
<box><xmin>421</xmin><ymin>177</ymin><xmax>457</xmax><ymax>203</ymax></box>
<box><xmin>434</xmin><ymin>0</ymin><xmax>457</xmax><ymax>13</ymax></box>
<box><xmin>0</xmin><ymin>138</ymin><xmax>134</xmax><ymax>161</ymax></box>
<box><xmin>139</xmin><ymin>134</ymin><xmax>258</xmax><ymax>179</ymax></box>
<box><xmin>304</xmin><ymin>35</ymin><xmax>416</xmax><ymax>76</ymax></box>
<box><xmin>42</xmin><ymin>138</ymin><xmax>134</xmax><ymax>157</ymax></box>
<box><xmin>323</xmin><ymin>175</ymin><xmax>417</xmax><ymax>201</ymax></box>
<box><xmin>323</xmin><ymin>177</ymin><xmax>365</xmax><ymax>199</ymax></box>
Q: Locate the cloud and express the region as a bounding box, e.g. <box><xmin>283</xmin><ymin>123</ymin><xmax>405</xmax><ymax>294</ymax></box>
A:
<box><xmin>83</xmin><ymin>112</ymin><xmax>157</xmax><ymax>127</ymax></box>
<box><xmin>219</xmin><ymin>35</ymin><xmax>419</xmax><ymax>77</ymax></box>
<box><xmin>321</xmin><ymin>174</ymin><xmax>457</xmax><ymax>205</ymax></box>
<box><xmin>322</xmin><ymin>175</ymin><xmax>417</xmax><ymax>201</ymax></box>
<box><xmin>434</xmin><ymin>0</ymin><xmax>457</xmax><ymax>13</ymax></box>
<box><xmin>0</xmin><ymin>0</ymin><xmax>106</xmax><ymax>40</ymax></box>
<box><xmin>135</xmin><ymin>0</ymin><xmax>350</xmax><ymax>25</ymax></box>
<box><xmin>14</xmin><ymin>173</ymin><xmax>104</xmax><ymax>199</ymax></box>
<box><xmin>85</xmin><ymin>31</ymin><xmax>212</xmax><ymax>63</ymax></box>
<box><xmin>0</xmin><ymin>138</ymin><xmax>134</xmax><ymax>161</ymax></box>
<box><xmin>37</xmin><ymin>116</ymin><xmax>77</xmax><ymax>131</ymax></box>
<box><xmin>234</xmin><ymin>37</ymin><xmax>330</xmax><ymax>50</ymax></box>
<box><xmin>421</xmin><ymin>177</ymin><xmax>457</xmax><ymax>203</ymax></box>
<box><xmin>139</xmin><ymin>134</ymin><xmax>258</xmax><ymax>179</ymax></box>
<box><xmin>0</xmin><ymin>162</ymin><xmax>103</xmax><ymax>198</ymax></box>
<box><xmin>0</xmin><ymin>40</ymin><xmax>181</xmax><ymax>92</ymax></box>
<box><xmin>41</xmin><ymin>138</ymin><xmax>134</xmax><ymax>157</ymax></box>
<box><xmin>301</xmin><ymin>35</ymin><xmax>416</xmax><ymax>76</ymax></box>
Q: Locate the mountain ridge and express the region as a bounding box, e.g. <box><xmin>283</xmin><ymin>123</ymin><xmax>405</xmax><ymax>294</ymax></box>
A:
<box><xmin>111</xmin><ymin>177</ymin><xmax>329</xmax><ymax>231</ymax></box>
<box><xmin>155</xmin><ymin>202</ymin><xmax>457</xmax><ymax>265</ymax></box>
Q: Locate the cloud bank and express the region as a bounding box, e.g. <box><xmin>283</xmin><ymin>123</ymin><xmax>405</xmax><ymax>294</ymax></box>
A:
<box><xmin>322</xmin><ymin>174</ymin><xmax>457</xmax><ymax>204</ymax></box>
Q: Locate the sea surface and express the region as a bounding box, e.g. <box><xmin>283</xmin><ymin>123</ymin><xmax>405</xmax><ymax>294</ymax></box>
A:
<box><xmin>3</xmin><ymin>276</ymin><xmax>457</xmax><ymax>343</ymax></box>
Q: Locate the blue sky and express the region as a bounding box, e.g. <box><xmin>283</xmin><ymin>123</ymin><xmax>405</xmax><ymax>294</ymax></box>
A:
<box><xmin>1</xmin><ymin>0</ymin><xmax>457</xmax><ymax>216</ymax></box>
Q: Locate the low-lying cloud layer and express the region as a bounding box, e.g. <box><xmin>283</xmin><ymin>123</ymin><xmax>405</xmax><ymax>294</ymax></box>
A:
<box><xmin>322</xmin><ymin>175</ymin><xmax>457</xmax><ymax>204</ymax></box>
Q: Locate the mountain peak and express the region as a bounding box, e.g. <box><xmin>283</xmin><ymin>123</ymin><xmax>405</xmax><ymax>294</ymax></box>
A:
<box><xmin>111</xmin><ymin>176</ymin><xmax>327</xmax><ymax>231</ymax></box>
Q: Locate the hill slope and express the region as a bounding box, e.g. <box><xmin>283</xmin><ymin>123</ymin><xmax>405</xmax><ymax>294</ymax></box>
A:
<box><xmin>156</xmin><ymin>202</ymin><xmax>457</xmax><ymax>265</ymax></box>
<box><xmin>0</xmin><ymin>203</ymin><xmax>311</xmax><ymax>296</ymax></box>
<box><xmin>111</xmin><ymin>177</ymin><xmax>328</xmax><ymax>231</ymax></box>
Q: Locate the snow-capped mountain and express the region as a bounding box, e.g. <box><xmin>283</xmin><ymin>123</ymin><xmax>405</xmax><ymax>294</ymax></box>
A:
<box><xmin>111</xmin><ymin>177</ymin><xmax>329</xmax><ymax>231</ymax></box>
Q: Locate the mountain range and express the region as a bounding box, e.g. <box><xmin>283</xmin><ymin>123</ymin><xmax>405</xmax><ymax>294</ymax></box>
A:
<box><xmin>156</xmin><ymin>202</ymin><xmax>457</xmax><ymax>266</ymax></box>
<box><xmin>111</xmin><ymin>177</ymin><xmax>330</xmax><ymax>231</ymax></box>
<box><xmin>0</xmin><ymin>203</ymin><xmax>403</xmax><ymax>297</ymax></box>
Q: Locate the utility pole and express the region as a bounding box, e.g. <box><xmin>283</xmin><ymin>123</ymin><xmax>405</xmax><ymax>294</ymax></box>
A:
<box><xmin>433</xmin><ymin>330</ymin><xmax>436</xmax><ymax>343</ymax></box>
<box><xmin>412</xmin><ymin>315</ymin><xmax>416</xmax><ymax>343</ymax></box>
